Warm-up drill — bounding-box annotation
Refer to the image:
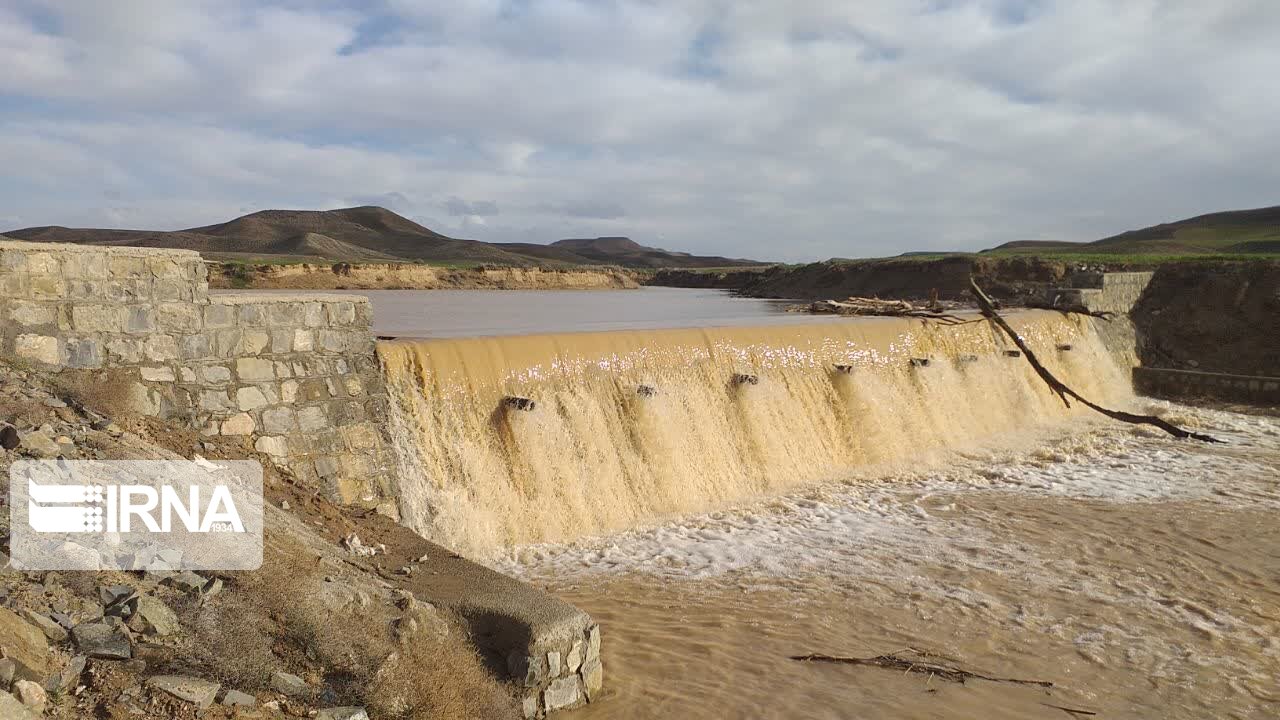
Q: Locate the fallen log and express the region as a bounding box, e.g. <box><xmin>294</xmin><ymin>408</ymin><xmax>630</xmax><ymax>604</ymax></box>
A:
<box><xmin>969</xmin><ymin>278</ymin><xmax>1220</xmax><ymax>443</ymax></box>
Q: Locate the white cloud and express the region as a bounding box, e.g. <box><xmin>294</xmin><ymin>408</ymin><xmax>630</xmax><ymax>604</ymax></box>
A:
<box><xmin>1</xmin><ymin>0</ymin><xmax>1279</xmax><ymax>260</ymax></box>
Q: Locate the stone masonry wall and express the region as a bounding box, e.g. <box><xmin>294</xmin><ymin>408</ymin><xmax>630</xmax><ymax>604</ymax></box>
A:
<box><xmin>1048</xmin><ymin>271</ymin><xmax>1155</xmax><ymax>315</ymax></box>
<box><xmin>0</xmin><ymin>240</ymin><xmax>395</xmax><ymax>510</ymax></box>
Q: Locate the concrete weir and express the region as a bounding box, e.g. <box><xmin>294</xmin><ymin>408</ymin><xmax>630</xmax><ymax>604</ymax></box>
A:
<box><xmin>0</xmin><ymin>240</ymin><xmax>601</xmax><ymax>716</ymax></box>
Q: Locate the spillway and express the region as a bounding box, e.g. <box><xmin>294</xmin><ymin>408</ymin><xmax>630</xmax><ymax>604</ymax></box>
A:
<box><xmin>378</xmin><ymin>312</ymin><xmax>1132</xmax><ymax>556</ymax></box>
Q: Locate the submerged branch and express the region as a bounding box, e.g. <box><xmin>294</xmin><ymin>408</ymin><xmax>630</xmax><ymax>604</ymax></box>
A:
<box><xmin>790</xmin><ymin>651</ymin><xmax>1053</xmax><ymax>688</ymax></box>
<box><xmin>968</xmin><ymin>278</ymin><xmax>1220</xmax><ymax>443</ymax></box>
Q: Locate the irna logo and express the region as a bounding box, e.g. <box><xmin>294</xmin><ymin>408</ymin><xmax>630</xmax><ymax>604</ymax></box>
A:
<box><xmin>10</xmin><ymin>460</ymin><xmax>263</xmax><ymax>571</ymax></box>
<box><xmin>27</xmin><ymin>481</ymin><xmax>246</xmax><ymax>534</ymax></box>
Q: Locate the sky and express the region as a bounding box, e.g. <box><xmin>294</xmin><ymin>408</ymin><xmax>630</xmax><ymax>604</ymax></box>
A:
<box><xmin>1</xmin><ymin>1</ymin><xmax>1278</xmax><ymax>262</ymax></box>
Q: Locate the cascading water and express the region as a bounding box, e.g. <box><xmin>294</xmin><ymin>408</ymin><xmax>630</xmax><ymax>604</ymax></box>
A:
<box><xmin>378</xmin><ymin>311</ymin><xmax>1132</xmax><ymax>557</ymax></box>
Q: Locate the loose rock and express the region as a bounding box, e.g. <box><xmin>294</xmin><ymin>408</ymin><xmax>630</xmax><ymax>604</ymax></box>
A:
<box><xmin>147</xmin><ymin>675</ymin><xmax>221</xmax><ymax>709</ymax></box>
<box><xmin>127</xmin><ymin>596</ymin><xmax>180</xmax><ymax>637</ymax></box>
<box><xmin>20</xmin><ymin>610</ymin><xmax>68</xmax><ymax>643</ymax></box>
<box><xmin>0</xmin><ymin>690</ymin><xmax>40</xmax><ymax>720</ymax></box>
<box><xmin>316</xmin><ymin>708</ymin><xmax>370</xmax><ymax>720</ymax></box>
<box><xmin>221</xmin><ymin>689</ymin><xmax>257</xmax><ymax>707</ymax></box>
<box><xmin>71</xmin><ymin>622</ymin><xmax>132</xmax><ymax>660</ymax></box>
<box><xmin>271</xmin><ymin>671</ymin><xmax>308</xmax><ymax>697</ymax></box>
<box><xmin>12</xmin><ymin>680</ymin><xmax>47</xmax><ymax>712</ymax></box>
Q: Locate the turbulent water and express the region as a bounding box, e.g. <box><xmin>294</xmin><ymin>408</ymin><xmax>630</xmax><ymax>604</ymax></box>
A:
<box><xmin>505</xmin><ymin>404</ymin><xmax>1280</xmax><ymax>719</ymax></box>
<box><xmin>379</xmin><ymin>311</ymin><xmax>1128</xmax><ymax>555</ymax></box>
<box><xmin>376</xmin><ymin>306</ymin><xmax>1278</xmax><ymax>718</ymax></box>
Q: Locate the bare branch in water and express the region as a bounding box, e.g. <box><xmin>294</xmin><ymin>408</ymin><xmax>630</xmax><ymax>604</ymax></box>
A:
<box><xmin>790</xmin><ymin>651</ymin><xmax>1053</xmax><ymax>688</ymax></box>
<box><xmin>968</xmin><ymin>278</ymin><xmax>1221</xmax><ymax>443</ymax></box>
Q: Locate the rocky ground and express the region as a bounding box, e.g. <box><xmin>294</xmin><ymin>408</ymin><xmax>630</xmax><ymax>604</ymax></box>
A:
<box><xmin>0</xmin><ymin>360</ymin><xmax>520</xmax><ymax>719</ymax></box>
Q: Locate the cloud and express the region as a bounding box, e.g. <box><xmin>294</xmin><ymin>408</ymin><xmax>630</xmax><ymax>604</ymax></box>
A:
<box><xmin>444</xmin><ymin>197</ymin><xmax>500</xmax><ymax>217</ymax></box>
<box><xmin>1</xmin><ymin>1</ymin><xmax>1279</xmax><ymax>260</ymax></box>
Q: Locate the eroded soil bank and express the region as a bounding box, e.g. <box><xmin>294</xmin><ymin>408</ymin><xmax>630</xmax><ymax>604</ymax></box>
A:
<box><xmin>209</xmin><ymin>261</ymin><xmax>639</xmax><ymax>291</ymax></box>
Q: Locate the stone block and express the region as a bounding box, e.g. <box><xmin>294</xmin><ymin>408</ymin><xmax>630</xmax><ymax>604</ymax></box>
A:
<box><xmin>14</xmin><ymin>335</ymin><xmax>59</xmax><ymax>365</ymax></box>
<box><xmin>125</xmin><ymin>306</ymin><xmax>156</xmax><ymax>334</ymax></box>
<box><xmin>261</xmin><ymin>407</ymin><xmax>296</xmax><ymax>433</ymax></box>
<box><xmin>326</xmin><ymin>302</ymin><xmax>356</xmax><ymax>325</ymax></box>
<box><xmin>254</xmin><ymin>435</ymin><xmax>289</xmax><ymax>457</ymax></box>
<box><xmin>236</xmin><ymin>358</ymin><xmax>275</xmax><ymax>382</ymax></box>
<box><xmin>268</xmin><ymin>303</ymin><xmax>303</xmax><ymax>325</ymax></box>
<box><xmin>71</xmin><ymin>305</ymin><xmax>124</xmax><ymax>332</ymax></box>
<box><xmin>581</xmin><ymin>658</ymin><xmax>602</xmax><ymax>701</ymax></box>
<box><xmin>237</xmin><ymin>304</ymin><xmax>267</xmax><ymax>325</ymax></box>
<box><xmin>587</xmin><ymin>624</ymin><xmax>600</xmax><ymax>663</ymax></box>
<box><xmin>303</xmin><ymin>303</ymin><xmax>326</xmax><ymax>326</ymax></box>
<box><xmin>293</xmin><ymin>329</ymin><xmax>315</xmax><ymax>352</ymax></box>
<box><xmin>339</xmin><ymin>423</ymin><xmax>380</xmax><ymax>450</ymax></box>
<box><xmin>237</xmin><ymin>330</ymin><xmax>270</xmax><ymax>355</ymax></box>
<box><xmin>30</xmin><ymin>276</ymin><xmax>65</xmax><ymax>298</ymax></box>
<box><xmin>153</xmin><ymin>279</ymin><xmax>189</xmax><ymax>301</ymax></box>
<box><xmin>565</xmin><ymin>641</ymin><xmax>583</xmax><ymax>674</ymax></box>
<box><xmin>204</xmin><ymin>304</ymin><xmax>236</xmax><ymax>329</ymax></box>
<box><xmin>214</xmin><ymin>329</ymin><xmax>242</xmax><ymax>356</ymax></box>
<box><xmin>25</xmin><ymin>252</ymin><xmax>59</xmax><ymax>274</ymax></box>
<box><xmin>158</xmin><ymin>303</ymin><xmax>202</xmax><ymax>332</ymax></box>
<box><xmin>297</xmin><ymin>406</ymin><xmax>328</xmax><ymax>432</ymax></box>
<box><xmin>140</xmin><ymin>366</ymin><xmax>176</xmax><ymax>382</ymax></box>
<box><xmin>299</xmin><ymin>379</ymin><xmax>330</xmax><ymax>402</ymax></box>
<box><xmin>106</xmin><ymin>338</ymin><xmax>144</xmax><ymax>363</ymax></box>
<box><xmin>313</xmin><ymin>456</ymin><xmax>340</xmax><ymax>479</ymax></box>
<box><xmin>180</xmin><ymin>333</ymin><xmax>212</xmax><ymax>359</ymax></box>
<box><xmin>67</xmin><ymin>279</ymin><xmax>103</xmax><ymax>299</ymax></box>
<box><xmin>270</xmin><ymin>329</ymin><xmax>293</xmax><ymax>353</ymax></box>
<box><xmin>143</xmin><ymin>335</ymin><xmax>179</xmax><ymax>362</ymax></box>
<box><xmin>235</xmin><ymin>386</ymin><xmax>270</xmax><ymax>411</ymax></box>
<box><xmin>343</xmin><ymin>376</ymin><xmax>364</xmax><ymax>396</ymax></box>
<box><xmin>65</xmin><ymin>339</ymin><xmax>103</xmax><ymax>368</ymax></box>
<box><xmin>280</xmin><ymin>379</ymin><xmax>299</xmax><ymax>403</ymax></box>
<box><xmin>319</xmin><ymin>330</ymin><xmax>346</xmax><ymax>353</ymax></box>
<box><xmin>200</xmin><ymin>364</ymin><xmax>232</xmax><ymax>384</ymax></box>
<box><xmin>9</xmin><ymin>301</ymin><xmax>55</xmax><ymax>326</ymax></box>
<box><xmin>199</xmin><ymin>390</ymin><xmax>232</xmax><ymax>412</ymax></box>
<box><xmin>109</xmin><ymin>256</ymin><xmax>147</xmax><ymax>276</ymax></box>
<box><xmin>547</xmin><ymin>650</ymin><xmax>562</xmax><ymax>677</ymax></box>
<box><xmin>221</xmin><ymin>413</ymin><xmax>256</xmax><ymax>436</ymax></box>
<box><xmin>543</xmin><ymin>676</ymin><xmax>582</xmax><ymax>712</ymax></box>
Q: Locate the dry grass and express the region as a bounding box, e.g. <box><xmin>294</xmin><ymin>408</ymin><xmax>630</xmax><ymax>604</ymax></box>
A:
<box><xmin>47</xmin><ymin>368</ymin><xmax>139</xmax><ymax>419</ymax></box>
<box><xmin>176</xmin><ymin>538</ymin><xmax>519</xmax><ymax>720</ymax></box>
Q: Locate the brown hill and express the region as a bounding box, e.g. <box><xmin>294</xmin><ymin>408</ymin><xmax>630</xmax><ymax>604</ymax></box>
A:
<box><xmin>547</xmin><ymin>236</ymin><xmax>769</xmax><ymax>268</ymax></box>
<box><xmin>4</xmin><ymin>207</ymin><xmax>768</xmax><ymax>268</ymax></box>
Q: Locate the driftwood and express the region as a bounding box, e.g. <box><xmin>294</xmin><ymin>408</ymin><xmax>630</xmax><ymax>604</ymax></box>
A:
<box><xmin>969</xmin><ymin>278</ymin><xmax>1221</xmax><ymax>443</ymax></box>
<box><xmin>790</xmin><ymin>650</ymin><xmax>1052</xmax><ymax>688</ymax></box>
<box><xmin>794</xmin><ymin>297</ymin><xmax>979</xmax><ymax>326</ymax></box>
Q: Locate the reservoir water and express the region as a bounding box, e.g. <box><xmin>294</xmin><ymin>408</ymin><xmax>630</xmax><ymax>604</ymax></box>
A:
<box><xmin>350</xmin><ymin>288</ymin><xmax>1276</xmax><ymax>719</ymax></box>
<box><xmin>231</xmin><ymin>287</ymin><xmax>830</xmax><ymax>338</ymax></box>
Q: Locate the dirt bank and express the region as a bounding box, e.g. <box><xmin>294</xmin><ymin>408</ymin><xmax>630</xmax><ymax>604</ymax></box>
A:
<box><xmin>210</xmin><ymin>261</ymin><xmax>640</xmax><ymax>290</ymax></box>
<box><xmin>0</xmin><ymin>361</ymin><xmax>551</xmax><ymax>719</ymax></box>
<box><xmin>651</xmin><ymin>257</ymin><xmax>1076</xmax><ymax>303</ymax></box>
<box><xmin>1132</xmin><ymin>261</ymin><xmax>1280</xmax><ymax>377</ymax></box>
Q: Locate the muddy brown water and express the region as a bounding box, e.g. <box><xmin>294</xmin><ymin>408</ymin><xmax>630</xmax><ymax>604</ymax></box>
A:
<box><xmin>503</xmin><ymin>408</ymin><xmax>1280</xmax><ymax>719</ymax></box>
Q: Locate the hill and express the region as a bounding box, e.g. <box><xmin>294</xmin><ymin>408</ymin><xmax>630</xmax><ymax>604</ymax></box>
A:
<box><xmin>4</xmin><ymin>207</ymin><xmax>769</xmax><ymax>269</ymax></box>
<box><xmin>986</xmin><ymin>205</ymin><xmax>1280</xmax><ymax>256</ymax></box>
<box><xmin>545</xmin><ymin>236</ymin><xmax>767</xmax><ymax>268</ymax></box>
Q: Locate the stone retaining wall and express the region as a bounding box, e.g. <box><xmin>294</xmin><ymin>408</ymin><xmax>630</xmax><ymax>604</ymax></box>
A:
<box><xmin>1046</xmin><ymin>271</ymin><xmax>1155</xmax><ymax>315</ymax></box>
<box><xmin>0</xmin><ymin>240</ymin><xmax>394</xmax><ymax>509</ymax></box>
<box><xmin>1133</xmin><ymin>367</ymin><xmax>1280</xmax><ymax>406</ymax></box>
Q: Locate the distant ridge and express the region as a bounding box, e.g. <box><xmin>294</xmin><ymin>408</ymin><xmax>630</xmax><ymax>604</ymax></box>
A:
<box><xmin>4</xmin><ymin>207</ymin><xmax>770</xmax><ymax>269</ymax></box>
<box><xmin>986</xmin><ymin>205</ymin><xmax>1280</xmax><ymax>255</ymax></box>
